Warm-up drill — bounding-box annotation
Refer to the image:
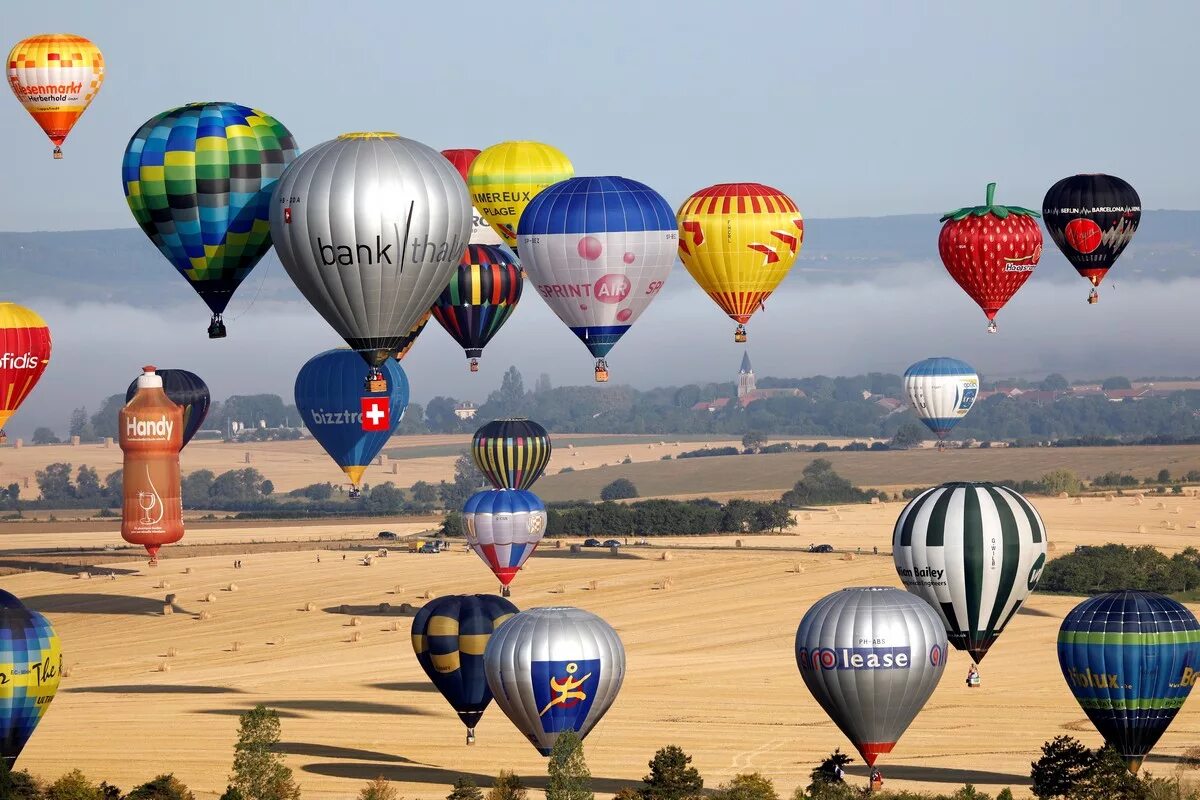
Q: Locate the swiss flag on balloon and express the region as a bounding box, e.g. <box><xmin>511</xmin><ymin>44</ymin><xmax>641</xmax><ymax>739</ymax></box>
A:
<box><xmin>361</xmin><ymin>398</ymin><xmax>390</xmax><ymax>431</ymax></box>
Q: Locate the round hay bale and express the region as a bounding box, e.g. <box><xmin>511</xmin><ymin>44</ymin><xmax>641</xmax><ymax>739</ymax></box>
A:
<box><xmin>183</xmin><ymin>567</ymin><xmax>192</xmax><ymax>575</ymax></box>
<box><xmin>555</xmin><ymin>539</ymin><xmax>563</xmax><ymax>548</ymax></box>
<box><xmin>1047</xmin><ymin>542</ymin><xmax>1058</xmax><ymax>552</ymax></box>
<box><xmin>165</xmin><ymin>594</ymin><xmax>176</xmax><ymax>604</ymax></box>
<box><xmin>842</xmin><ymin>553</ymin><xmax>856</xmax><ymax>561</ymax></box>
<box><xmin>1134</xmin><ymin>497</ymin><xmax>1144</xmax><ymax>506</ymax></box>
<box><xmin>77</xmin><ymin>571</ymin><xmax>90</xmax><ymax>580</ymax></box>
<box><xmin>802</xmin><ymin>513</ymin><xmax>812</xmax><ymax>521</ymax></box>
<box><xmin>304</xmin><ymin>602</ymin><xmax>316</xmax><ymax>612</ymax></box>
<box><xmin>1058</xmin><ymin>492</ymin><xmax>1069</xmax><ymax>499</ymax></box>
<box><xmin>157</xmin><ymin>661</ymin><xmax>171</xmax><ymax>673</ymax></box>
<box><xmin>791</xmin><ymin>561</ymin><xmax>804</xmax><ymax>574</ymax></box>
<box><xmin>350</xmin><ymin>617</ymin><xmax>362</xmax><ymax>627</ymax></box>
<box><xmin>555</xmin><ymin>583</ymin><xmax>566</xmax><ymax>594</ymax></box>
<box><xmin>588</xmin><ymin>580</ymin><xmax>599</xmax><ymax>591</ymax></box>
<box><xmin>158</xmin><ymin>580</ymin><xmax>171</xmax><ymax>590</ymax></box>
<box><xmin>393</xmin><ymin>585</ymin><xmax>403</xmax><ymax>595</ymax></box>
<box><xmin>422</xmin><ymin>590</ymin><xmax>432</xmax><ymax>600</ymax></box>
<box><xmin>166</xmin><ymin>647</ymin><xmax>177</xmax><ymax>657</ymax></box>
<box><xmin>392</xmin><ymin>620</ymin><xmax>401</xmax><ymax>631</ymax></box>
<box><xmin>1156</xmin><ymin>501</ymin><xmax>1167</xmax><ymax>510</ymax></box>
<box><xmin>205</xmin><ymin>593</ymin><xmax>217</xmax><ymax>603</ymax></box>
<box><xmin>351</xmin><ymin>631</ymin><xmax>363</xmax><ymax>643</ymax></box>
<box><xmin>569</xmin><ymin>543</ymin><xmax>582</xmax><ymax>553</ymax></box>
<box><xmin>162</xmin><ymin>604</ymin><xmax>173</xmax><ymax>616</ymax></box>
<box><xmin>660</xmin><ymin>551</ymin><xmax>672</xmax><ymax>561</ymax></box>
<box><xmin>831</xmin><ymin>514</ymin><xmax>842</xmax><ymax>522</ymax></box>
<box><xmin>232</xmin><ymin>641</ymin><xmax>241</xmax><ymax>652</ymax></box>
<box><xmin>1106</xmin><ymin>494</ymin><xmax>1115</xmax><ymax>502</ymax></box>
<box><xmin>197</xmin><ymin>611</ymin><xmax>212</xmax><ymax>621</ymax></box>
<box><xmin>378</xmin><ymin>602</ymin><xmax>391</xmax><ymax>613</ymax></box>
<box><xmin>870</xmin><ymin>497</ymin><xmax>880</xmax><ymax>505</ymax></box>
<box><xmin>227</xmin><ymin>583</ymin><xmax>238</xmax><ymax>592</ymax></box>
<box><xmin>1073</xmin><ymin>497</ymin><xmax>1083</xmax><ymax>505</ymax></box>
<box><xmin>1138</xmin><ymin>525</ymin><xmax>1148</xmax><ymax>534</ymax></box>
<box><xmin>274</xmin><ymin>636</ymin><xmax>286</xmax><ymax>646</ymax></box>
<box><xmin>735</xmin><ymin>539</ymin><xmax>743</xmax><ymax>548</ymax></box>
<box><xmin>61</xmin><ymin>665</ymin><xmax>73</xmax><ymax>678</ymax></box>
<box><xmin>400</xmin><ymin>603</ymin><xmax>416</xmax><ymax>614</ymax></box>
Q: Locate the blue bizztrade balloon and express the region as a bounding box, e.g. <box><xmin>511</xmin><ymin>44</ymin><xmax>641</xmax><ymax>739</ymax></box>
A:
<box><xmin>902</xmin><ymin>357</ymin><xmax>979</xmax><ymax>441</ymax></box>
<box><xmin>294</xmin><ymin>349</ymin><xmax>409</xmax><ymax>489</ymax></box>
<box><xmin>1058</xmin><ymin>590</ymin><xmax>1200</xmax><ymax>773</ymax></box>
<box><xmin>411</xmin><ymin>594</ymin><xmax>519</xmax><ymax>744</ymax></box>
<box><xmin>463</xmin><ymin>489</ymin><xmax>546</xmax><ymax>586</ymax></box>
<box><xmin>517</xmin><ymin>176</ymin><xmax>676</xmax><ymax>381</ymax></box>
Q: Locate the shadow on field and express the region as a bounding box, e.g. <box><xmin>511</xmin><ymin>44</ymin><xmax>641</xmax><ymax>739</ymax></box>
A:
<box><xmin>1146</xmin><ymin>752</ymin><xmax>1200</xmax><ymax>767</ymax></box>
<box><xmin>277</xmin><ymin>742</ymin><xmax>427</xmax><ymax>763</ymax></box>
<box><xmin>1016</xmin><ymin>605</ymin><xmax>1058</xmax><ymax>618</ymax></box>
<box><xmin>21</xmin><ymin>593</ymin><xmax>192</xmax><ymax>616</ymax></box>
<box><xmin>533</xmin><ymin>548</ymin><xmax>640</xmax><ymax>560</ymax></box>
<box><xmin>846</xmin><ymin>764</ymin><xmax>1027</xmax><ymax>785</ymax></box>
<box><xmin>302</xmin><ymin>761</ymin><xmax>630</xmax><ymax>792</ymax></box>
<box><xmin>366</xmin><ymin>681</ymin><xmax>437</xmax><ymax>694</ymax></box>
<box><xmin>67</xmin><ymin>684</ymin><xmax>244</xmax><ymax>694</ymax></box>
<box><xmin>322</xmin><ymin>604</ymin><xmax>417</xmax><ymax>617</ymax></box>
<box><xmin>197</xmin><ymin>700</ymin><xmax>433</xmax><ymax>717</ymax></box>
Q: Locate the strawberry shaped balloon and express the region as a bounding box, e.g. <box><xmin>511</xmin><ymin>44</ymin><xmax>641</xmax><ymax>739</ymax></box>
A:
<box><xmin>938</xmin><ymin>182</ymin><xmax>1042</xmax><ymax>333</ymax></box>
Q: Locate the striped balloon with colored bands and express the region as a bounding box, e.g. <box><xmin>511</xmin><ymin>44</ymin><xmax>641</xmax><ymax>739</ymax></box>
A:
<box><xmin>471</xmin><ymin>418</ymin><xmax>551</xmax><ymax>491</ymax></box>
<box><xmin>431</xmin><ymin>244</ymin><xmax>523</xmax><ymax>362</ymax></box>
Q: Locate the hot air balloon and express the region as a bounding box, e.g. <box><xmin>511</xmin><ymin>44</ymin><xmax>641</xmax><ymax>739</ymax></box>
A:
<box><xmin>7</xmin><ymin>33</ymin><xmax>104</xmax><ymax>158</ymax></box>
<box><xmin>676</xmin><ymin>183</ymin><xmax>804</xmax><ymax>343</ymax></box>
<box><xmin>463</xmin><ymin>489</ymin><xmax>546</xmax><ymax>588</ymax></box>
<box><xmin>1042</xmin><ymin>174</ymin><xmax>1141</xmax><ymax>304</ymax></box>
<box><xmin>893</xmin><ymin>482</ymin><xmax>1047</xmax><ymax>666</ymax></box>
<box><xmin>938</xmin><ymin>183</ymin><xmax>1042</xmax><ymax>333</ymax></box>
<box><xmin>471</xmin><ymin>418</ymin><xmax>551</xmax><ymax>491</ymax></box>
<box><xmin>431</xmin><ymin>245</ymin><xmax>522</xmax><ymax>372</ymax></box>
<box><xmin>411</xmin><ymin>594</ymin><xmax>519</xmax><ymax>744</ymax></box>
<box><xmin>1059</xmin><ymin>591</ymin><xmax>1200</xmax><ymax>773</ymax></box>
<box><xmin>902</xmin><ymin>358</ymin><xmax>979</xmax><ymax>448</ymax></box>
<box><xmin>443</xmin><ymin>149</ymin><xmax>505</xmax><ymax>247</ymax></box>
<box><xmin>518</xmin><ymin>176</ymin><xmax>676</xmax><ymax>382</ymax></box>
<box><xmin>484</xmin><ymin>606</ymin><xmax>625</xmax><ymax>755</ymax></box>
<box><xmin>393</xmin><ymin>310</ymin><xmax>432</xmax><ymax>362</ymax></box>
<box><xmin>272</xmin><ymin>133</ymin><xmax>471</xmax><ymax>390</ymax></box>
<box><xmin>0</xmin><ymin>303</ymin><xmax>51</xmax><ymax>444</ymax></box>
<box><xmin>294</xmin><ymin>349</ymin><xmax>409</xmax><ymax>498</ymax></box>
<box><xmin>122</xmin><ymin>102</ymin><xmax>299</xmax><ymax>338</ymax></box>
<box><xmin>125</xmin><ymin>369</ymin><xmax>209</xmax><ymax>448</ymax></box>
<box><xmin>795</xmin><ymin>587</ymin><xmax>948</xmax><ymax>767</ymax></box>
<box><xmin>0</xmin><ymin>590</ymin><xmax>61</xmax><ymax>768</ymax></box>
<box><xmin>468</xmin><ymin>141</ymin><xmax>574</xmax><ymax>251</ymax></box>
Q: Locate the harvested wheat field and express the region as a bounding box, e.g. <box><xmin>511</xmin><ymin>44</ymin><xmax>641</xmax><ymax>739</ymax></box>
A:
<box><xmin>5</xmin><ymin>496</ymin><xmax>1199</xmax><ymax>799</ymax></box>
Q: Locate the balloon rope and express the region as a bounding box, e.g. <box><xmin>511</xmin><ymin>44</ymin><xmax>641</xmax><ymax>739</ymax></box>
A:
<box><xmin>226</xmin><ymin>256</ymin><xmax>274</xmax><ymax>323</ymax></box>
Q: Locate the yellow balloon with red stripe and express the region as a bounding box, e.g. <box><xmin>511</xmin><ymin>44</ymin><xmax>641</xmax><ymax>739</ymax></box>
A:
<box><xmin>0</xmin><ymin>303</ymin><xmax>52</xmax><ymax>435</ymax></box>
<box><xmin>467</xmin><ymin>141</ymin><xmax>573</xmax><ymax>250</ymax></box>
<box><xmin>676</xmin><ymin>183</ymin><xmax>804</xmax><ymax>341</ymax></box>
<box><xmin>7</xmin><ymin>33</ymin><xmax>104</xmax><ymax>158</ymax></box>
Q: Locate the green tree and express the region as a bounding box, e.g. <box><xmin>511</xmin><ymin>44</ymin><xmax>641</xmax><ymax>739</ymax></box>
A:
<box><xmin>440</xmin><ymin>453</ymin><xmax>487</xmax><ymax>509</ymax></box>
<box><xmin>68</xmin><ymin>407</ymin><xmax>95</xmax><ymax>441</ymax></box>
<box><xmin>365</xmin><ymin>483</ymin><xmax>406</xmax><ymax>514</ymax></box>
<box><xmin>781</xmin><ymin>460</ymin><xmax>879</xmax><ymax>507</ymax></box>
<box><xmin>441</xmin><ymin>510</ymin><xmax>464</xmax><ymax>538</ymax></box>
<box><xmin>125</xmin><ymin>774</ymin><xmax>197</xmax><ymax>800</ymax></box>
<box><xmin>547</xmin><ymin>730</ymin><xmax>592</xmax><ymax>800</ymax></box>
<box><xmin>425</xmin><ymin>396</ymin><xmax>463</xmax><ymax>433</ymax></box>
<box><xmin>710</xmin><ymin>773</ymin><xmax>778</xmax><ymax>800</ymax></box>
<box><xmin>358</xmin><ymin>776</ymin><xmax>399</xmax><ymax>800</ymax></box>
<box><xmin>486</xmin><ymin>771</ymin><xmax>527</xmax><ymax>800</ymax></box>
<box><xmin>210</xmin><ymin>469</ymin><xmax>267</xmax><ymax>502</ymax></box>
<box><xmin>182</xmin><ymin>469</ymin><xmax>215</xmax><ymax>507</ymax></box>
<box><xmin>396</xmin><ymin>401</ymin><xmax>428</xmax><ymax>435</ymax></box>
<box><xmin>741</xmin><ymin>431</ymin><xmax>768</xmax><ymax>453</ymax></box>
<box><xmin>411</xmin><ymin>480</ymin><xmax>438</xmax><ymax>504</ymax></box>
<box><xmin>89</xmin><ymin>393</ymin><xmax>126</xmax><ymax>440</ymax></box>
<box><xmin>0</xmin><ymin>761</ymin><xmax>42</xmax><ymax>800</ymax></box>
<box><xmin>801</xmin><ymin>749</ymin><xmax>855</xmax><ymax>800</ymax></box>
<box><xmin>1041</xmin><ymin>469</ymin><xmax>1082</xmax><ymax>496</ymax></box>
<box><xmin>76</xmin><ymin>464</ymin><xmax>103</xmax><ymax>500</ymax></box>
<box><xmin>260</xmin><ymin>479</ymin><xmax>274</xmax><ymax>496</ymax></box>
<box><xmin>601</xmin><ymin>478</ymin><xmax>639</xmax><ymax>501</ymax></box>
<box><xmin>889</xmin><ymin>422</ymin><xmax>927</xmax><ymax>449</ymax></box>
<box><xmin>36</xmin><ymin>462</ymin><xmax>75</xmax><ymax>501</ymax></box>
<box><xmin>535</xmin><ymin>373</ymin><xmax>553</xmax><ymax>394</ymax></box>
<box><xmin>996</xmin><ymin>790</ymin><xmax>1014</xmax><ymax>800</ymax></box>
<box><xmin>290</xmin><ymin>482</ymin><xmax>333</xmax><ymax>501</ymax></box>
<box><xmin>1041</xmin><ymin>373</ymin><xmax>1069</xmax><ymax>391</ymax></box>
<box><xmin>1101</xmin><ymin>376</ymin><xmax>1132</xmax><ymax>391</ymax></box>
<box><xmin>44</xmin><ymin>768</ymin><xmax>104</xmax><ymax>800</ymax></box>
<box><xmin>639</xmin><ymin>745</ymin><xmax>703</xmax><ymax>800</ymax></box>
<box><xmin>32</xmin><ymin>426</ymin><xmax>61</xmax><ymax>444</ymax></box>
<box><xmin>228</xmin><ymin>705</ymin><xmax>301</xmax><ymax>800</ymax></box>
<box><xmin>1157</xmin><ymin>469</ymin><xmax>1172</xmax><ymax>484</ymax></box>
<box><xmin>447</xmin><ymin>777</ymin><xmax>484</xmax><ymax>800</ymax></box>
<box><xmin>103</xmin><ymin>470</ymin><xmax>122</xmax><ymax>501</ymax></box>
<box><xmin>1030</xmin><ymin>735</ymin><xmax>1093</xmax><ymax>799</ymax></box>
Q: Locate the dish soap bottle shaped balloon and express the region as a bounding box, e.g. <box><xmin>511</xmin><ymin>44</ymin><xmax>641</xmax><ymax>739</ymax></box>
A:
<box><xmin>120</xmin><ymin>365</ymin><xmax>184</xmax><ymax>564</ymax></box>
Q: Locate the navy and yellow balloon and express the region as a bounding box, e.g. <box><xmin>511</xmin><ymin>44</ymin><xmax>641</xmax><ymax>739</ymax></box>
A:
<box><xmin>393</xmin><ymin>310</ymin><xmax>432</xmax><ymax>362</ymax></box>
<box><xmin>1058</xmin><ymin>590</ymin><xmax>1200</xmax><ymax>772</ymax></box>
<box><xmin>431</xmin><ymin>244</ymin><xmax>523</xmax><ymax>372</ymax></box>
<box><xmin>411</xmin><ymin>594</ymin><xmax>519</xmax><ymax>744</ymax></box>
<box><xmin>1</xmin><ymin>589</ymin><xmax>61</xmax><ymax>768</ymax></box>
<box><xmin>121</xmin><ymin>102</ymin><xmax>299</xmax><ymax>338</ymax></box>
<box><xmin>471</xmin><ymin>418</ymin><xmax>552</xmax><ymax>491</ymax></box>
<box><xmin>125</xmin><ymin>369</ymin><xmax>210</xmax><ymax>448</ymax></box>
<box><xmin>294</xmin><ymin>349</ymin><xmax>408</xmax><ymax>492</ymax></box>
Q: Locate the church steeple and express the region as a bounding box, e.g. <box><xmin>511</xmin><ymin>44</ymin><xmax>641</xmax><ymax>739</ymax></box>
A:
<box><xmin>737</xmin><ymin>351</ymin><xmax>756</xmax><ymax>398</ymax></box>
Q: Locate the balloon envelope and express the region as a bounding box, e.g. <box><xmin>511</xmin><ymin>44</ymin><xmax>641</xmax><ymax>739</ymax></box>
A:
<box><xmin>393</xmin><ymin>310</ymin><xmax>432</xmax><ymax>362</ymax></box>
<box><xmin>431</xmin><ymin>244</ymin><xmax>523</xmax><ymax>366</ymax></box>
<box><xmin>518</xmin><ymin>176</ymin><xmax>676</xmax><ymax>366</ymax></box>
<box><xmin>902</xmin><ymin>357</ymin><xmax>979</xmax><ymax>440</ymax></box>
<box><xmin>0</xmin><ymin>303</ymin><xmax>51</xmax><ymax>433</ymax></box>
<box><xmin>471</xmin><ymin>418</ymin><xmax>551</xmax><ymax>490</ymax></box>
<box><xmin>1042</xmin><ymin>174</ymin><xmax>1141</xmax><ymax>293</ymax></box>
<box><xmin>676</xmin><ymin>183</ymin><xmax>804</xmax><ymax>336</ymax></box>
<box><xmin>125</xmin><ymin>369</ymin><xmax>209</xmax><ymax>447</ymax></box>
<box><xmin>893</xmin><ymin>482</ymin><xmax>1048</xmax><ymax>662</ymax></box>
<box><xmin>271</xmin><ymin>133</ymin><xmax>471</xmax><ymax>368</ymax></box>
<box><xmin>1</xmin><ymin>589</ymin><xmax>61</xmax><ymax>768</ymax></box>
<box><xmin>462</xmin><ymin>489</ymin><xmax>546</xmax><ymax>586</ymax></box>
<box><xmin>1058</xmin><ymin>590</ymin><xmax>1200</xmax><ymax>772</ymax></box>
<box><xmin>121</xmin><ymin>102</ymin><xmax>298</xmax><ymax>335</ymax></box>
<box><xmin>412</xmin><ymin>594</ymin><xmax>519</xmax><ymax>743</ymax></box>
<box><xmin>795</xmin><ymin>587</ymin><xmax>948</xmax><ymax>766</ymax></box>
<box><xmin>468</xmin><ymin>141</ymin><xmax>574</xmax><ymax>250</ymax></box>
<box><xmin>442</xmin><ymin>149</ymin><xmax>504</xmax><ymax>246</ymax></box>
<box><xmin>294</xmin><ymin>349</ymin><xmax>409</xmax><ymax>488</ymax></box>
<box><xmin>7</xmin><ymin>33</ymin><xmax>104</xmax><ymax>157</ymax></box>
<box><xmin>484</xmin><ymin>606</ymin><xmax>625</xmax><ymax>755</ymax></box>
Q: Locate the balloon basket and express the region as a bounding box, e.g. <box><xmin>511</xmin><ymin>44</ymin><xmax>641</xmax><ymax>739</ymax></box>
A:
<box><xmin>734</xmin><ymin>324</ymin><xmax>747</xmax><ymax>343</ymax></box>
<box><xmin>208</xmin><ymin>316</ymin><xmax>227</xmax><ymax>338</ymax></box>
<box><xmin>469</xmin><ymin>358</ymin><xmax>479</xmax><ymax>373</ymax></box>
<box><xmin>466</xmin><ymin>730</ymin><xmax>476</xmax><ymax>745</ymax></box>
<box><xmin>1087</xmin><ymin>290</ymin><xmax>1099</xmax><ymax>305</ymax></box>
<box><xmin>53</xmin><ymin>147</ymin><xmax>63</xmax><ymax>160</ymax></box>
<box><xmin>148</xmin><ymin>557</ymin><xmax>158</xmax><ymax>567</ymax></box>
<box><xmin>367</xmin><ymin>378</ymin><xmax>387</xmax><ymax>392</ymax></box>
<box><xmin>986</xmin><ymin>320</ymin><xmax>997</xmax><ymax>334</ymax></box>
<box><xmin>594</xmin><ymin>368</ymin><xmax>609</xmax><ymax>383</ymax></box>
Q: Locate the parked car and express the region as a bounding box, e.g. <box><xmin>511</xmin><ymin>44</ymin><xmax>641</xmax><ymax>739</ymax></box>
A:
<box><xmin>583</xmin><ymin>538</ymin><xmax>602</xmax><ymax>547</ymax></box>
<box><xmin>418</xmin><ymin>542</ymin><xmax>440</xmax><ymax>553</ymax></box>
<box><xmin>602</xmin><ymin>539</ymin><xmax>622</xmax><ymax>548</ymax></box>
<box><xmin>808</xmin><ymin>543</ymin><xmax>834</xmax><ymax>553</ymax></box>
<box><xmin>377</xmin><ymin>531</ymin><xmax>397</xmax><ymax>540</ymax></box>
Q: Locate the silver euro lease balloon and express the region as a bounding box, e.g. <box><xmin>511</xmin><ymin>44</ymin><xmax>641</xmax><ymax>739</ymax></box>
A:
<box><xmin>270</xmin><ymin>132</ymin><xmax>471</xmax><ymax>382</ymax></box>
<box><xmin>795</xmin><ymin>587</ymin><xmax>948</xmax><ymax>767</ymax></box>
<box><xmin>483</xmin><ymin>606</ymin><xmax>625</xmax><ymax>755</ymax></box>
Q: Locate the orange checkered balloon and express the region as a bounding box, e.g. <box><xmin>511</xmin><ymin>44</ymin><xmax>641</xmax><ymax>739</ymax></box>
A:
<box><xmin>7</xmin><ymin>33</ymin><xmax>104</xmax><ymax>159</ymax></box>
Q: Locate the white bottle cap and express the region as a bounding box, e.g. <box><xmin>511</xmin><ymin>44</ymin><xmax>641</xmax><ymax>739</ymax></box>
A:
<box><xmin>136</xmin><ymin>365</ymin><xmax>164</xmax><ymax>390</ymax></box>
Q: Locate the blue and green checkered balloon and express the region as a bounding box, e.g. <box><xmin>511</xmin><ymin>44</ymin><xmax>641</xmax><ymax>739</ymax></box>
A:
<box><xmin>121</xmin><ymin>102</ymin><xmax>299</xmax><ymax>338</ymax></box>
<box><xmin>1</xmin><ymin>589</ymin><xmax>61</xmax><ymax>768</ymax></box>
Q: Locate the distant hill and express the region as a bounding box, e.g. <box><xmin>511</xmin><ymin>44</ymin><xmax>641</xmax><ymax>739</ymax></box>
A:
<box><xmin>3</xmin><ymin>210</ymin><xmax>1197</xmax><ymax>307</ymax></box>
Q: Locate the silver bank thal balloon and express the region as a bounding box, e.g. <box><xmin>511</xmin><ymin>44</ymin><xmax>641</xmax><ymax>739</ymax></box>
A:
<box><xmin>795</xmin><ymin>587</ymin><xmax>948</xmax><ymax>766</ymax></box>
<box><xmin>411</xmin><ymin>594</ymin><xmax>519</xmax><ymax>744</ymax></box>
<box><xmin>484</xmin><ymin>606</ymin><xmax>625</xmax><ymax>755</ymax></box>
<box><xmin>270</xmin><ymin>132</ymin><xmax>471</xmax><ymax>374</ymax></box>
<box><xmin>1</xmin><ymin>589</ymin><xmax>62</xmax><ymax>768</ymax></box>
<box><xmin>893</xmin><ymin>481</ymin><xmax>1048</xmax><ymax>663</ymax></box>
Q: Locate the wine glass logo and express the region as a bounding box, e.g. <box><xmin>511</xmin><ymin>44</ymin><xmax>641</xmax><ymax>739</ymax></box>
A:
<box><xmin>135</xmin><ymin>466</ymin><xmax>165</xmax><ymax>526</ymax></box>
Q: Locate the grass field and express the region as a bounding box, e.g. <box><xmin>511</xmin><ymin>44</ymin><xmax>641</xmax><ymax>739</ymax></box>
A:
<box><xmin>534</xmin><ymin>444</ymin><xmax>1200</xmax><ymax>502</ymax></box>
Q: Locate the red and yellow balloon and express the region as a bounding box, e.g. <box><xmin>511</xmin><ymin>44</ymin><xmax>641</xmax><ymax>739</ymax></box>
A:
<box><xmin>0</xmin><ymin>303</ymin><xmax>51</xmax><ymax>437</ymax></box>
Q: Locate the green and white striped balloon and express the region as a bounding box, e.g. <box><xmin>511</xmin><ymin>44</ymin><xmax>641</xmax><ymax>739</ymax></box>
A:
<box><xmin>892</xmin><ymin>481</ymin><xmax>1048</xmax><ymax>663</ymax></box>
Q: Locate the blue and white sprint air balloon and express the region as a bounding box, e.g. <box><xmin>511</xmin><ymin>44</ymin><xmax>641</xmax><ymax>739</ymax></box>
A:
<box><xmin>902</xmin><ymin>357</ymin><xmax>979</xmax><ymax>445</ymax></box>
<box><xmin>516</xmin><ymin>176</ymin><xmax>677</xmax><ymax>383</ymax></box>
